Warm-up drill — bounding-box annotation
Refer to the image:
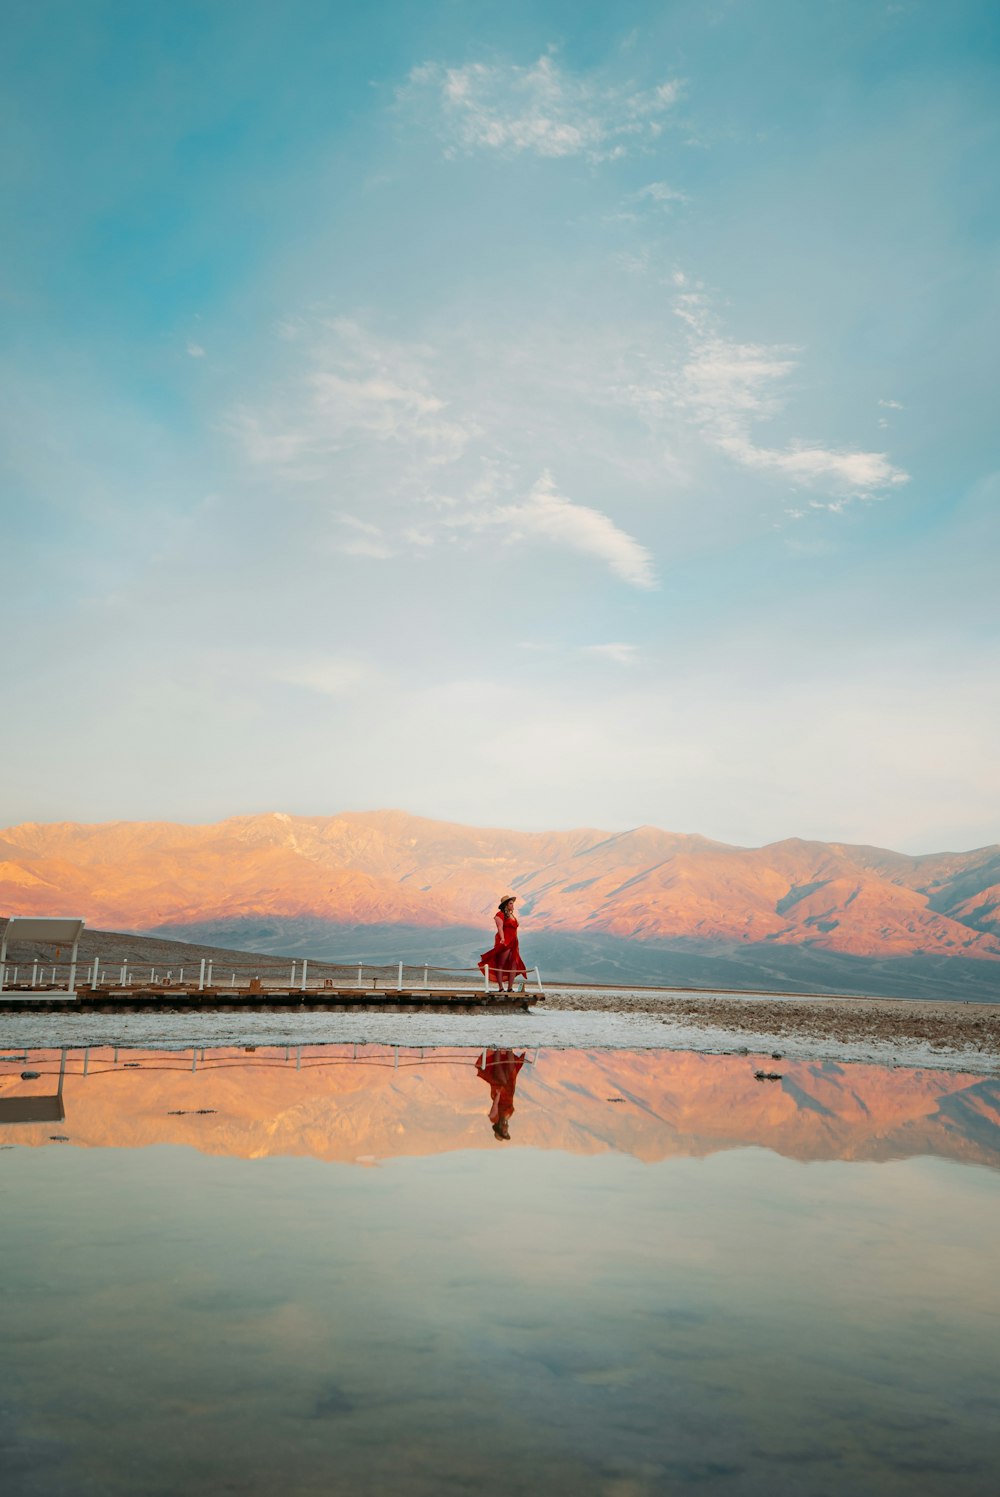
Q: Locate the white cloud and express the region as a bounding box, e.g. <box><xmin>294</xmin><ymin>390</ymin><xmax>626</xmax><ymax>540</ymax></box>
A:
<box><xmin>623</xmin><ymin>287</ymin><xmax>909</xmax><ymax>500</ymax></box>
<box><xmin>493</xmin><ymin>472</ymin><xmax>655</xmax><ymax>588</ymax></box>
<box><xmin>636</xmin><ymin>180</ymin><xmax>688</xmax><ymax>206</ymax></box>
<box><xmin>582</xmin><ymin>642</ymin><xmax>639</xmax><ymax>664</ymax></box>
<box><xmin>405</xmin><ymin>55</ymin><xmax>681</xmax><ymax>161</ymax></box>
<box><xmin>229</xmin><ymin>317</ymin><xmax>473</xmax><ymax>478</ymax></box>
<box><xmin>274</xmin><ymin>656</ymin><xmax>371</xmax><ymax>696</ymax></box>
<box><xmin>333</xmin><ymin>513</ymin><xmax>394</xmax><ymax>560</ymax></box>
<box><xmin>879</xmin><ymin>398</ymin><xmax>904</xmax><ymax>410</ymax></box>
<box><xmin>186</xmin><ymin>343</ymin><xmax>206</xmax><ymax>359</ymax></box>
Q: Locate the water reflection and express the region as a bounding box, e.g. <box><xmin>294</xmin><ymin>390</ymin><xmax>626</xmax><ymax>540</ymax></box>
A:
<box><xmin>2</xmin><ymin>1044</ymin><xmax>1000</xmax><ymax>1496</ymax></box>
<box><xmin>476</xmin><ymin>1047</ymin><xmax>527</xmax><ymax>1139</ymax></box>
<box><xmin>1</xmin><ymin>1043</ymin><xmax>999</xmax><ymax>1167</ymax></box>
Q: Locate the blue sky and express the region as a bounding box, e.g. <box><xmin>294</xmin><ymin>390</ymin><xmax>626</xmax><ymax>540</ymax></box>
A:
<box><xmin>2</xmin><ymin>0</ymin><xmax>998</xmax><ymax>851</ymax></box>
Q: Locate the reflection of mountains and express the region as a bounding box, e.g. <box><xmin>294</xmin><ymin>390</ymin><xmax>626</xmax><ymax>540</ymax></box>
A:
<box><xmin>2</xmin><ymin>1047</ymin><xmax>999</xmax><ymax>1168</ymax></box>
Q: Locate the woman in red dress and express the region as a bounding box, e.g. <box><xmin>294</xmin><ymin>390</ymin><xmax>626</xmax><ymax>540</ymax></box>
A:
<box><xmin>478</xmin><ymin>895</ymin><xmax>528</xmax><ymax>993</ymax></box>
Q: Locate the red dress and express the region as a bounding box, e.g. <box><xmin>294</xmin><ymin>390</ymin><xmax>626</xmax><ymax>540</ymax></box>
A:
<box><xmin>478</xmin><ymin>912</ymin><xmax>527</xmax><ymax>989</ymax></box>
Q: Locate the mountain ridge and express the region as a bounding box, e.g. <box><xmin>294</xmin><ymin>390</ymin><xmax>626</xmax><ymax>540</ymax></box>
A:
<box><xmin>1</xmin><ymin>810</ymin><xmax>998</xmax><ymax>970</ymax></box>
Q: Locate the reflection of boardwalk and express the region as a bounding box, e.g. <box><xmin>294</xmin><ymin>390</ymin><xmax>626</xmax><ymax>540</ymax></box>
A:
<box><xmin>0</xmin><ymin>1048</ymin><xmax>66</xmax><ymax>1124</ymax></box>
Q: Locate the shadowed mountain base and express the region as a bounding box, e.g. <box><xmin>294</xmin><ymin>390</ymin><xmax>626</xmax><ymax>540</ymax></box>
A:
<box><xmin>148</xmin><ymin>918</ymin><xmax>1000</xmax><ymax>1003</ymax></box>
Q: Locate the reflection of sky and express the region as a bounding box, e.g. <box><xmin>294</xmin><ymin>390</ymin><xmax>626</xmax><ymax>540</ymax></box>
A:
<box><xmin>4</xmin><ymin>1127</ymin><xmax>1000</xmax><ymax>1493</ymax></box>
<box><xmin>2</xmin><ymin>3</ymin><xmax>998</xmax><ymax>849</ymax></box>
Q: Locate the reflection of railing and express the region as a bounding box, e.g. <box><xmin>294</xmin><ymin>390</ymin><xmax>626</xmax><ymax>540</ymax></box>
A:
<box><xmin>0</xmin><ymin>1044</ymin><xmax>537</xmax><ymax>1081</ymax></box>
<box><xmin>0</xmin><ymin>957</ymin><xmax>544</xmax><ymax>998</ymax></box>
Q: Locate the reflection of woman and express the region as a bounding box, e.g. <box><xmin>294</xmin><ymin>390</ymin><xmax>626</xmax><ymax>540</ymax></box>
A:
<box><xmin>476</xmin><ymin>1049</ymin><xmax>526</xmax><ymax>1140</ymax></box>
<box><xmin>478</xmin><ymin>895</ymin><xmax>528</xmax><ymax>993</ymax></box>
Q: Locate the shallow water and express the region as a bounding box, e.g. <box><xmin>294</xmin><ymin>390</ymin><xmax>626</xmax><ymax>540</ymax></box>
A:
<box><xmin>3</xmin><ymin>1045</ymin><xmax>999</xmax><ymax>1496</ymax></box>
<box><xmin>2</xmin><ymin>995</ymin><xmax>996</xmax><ymax>1073</ymax></box>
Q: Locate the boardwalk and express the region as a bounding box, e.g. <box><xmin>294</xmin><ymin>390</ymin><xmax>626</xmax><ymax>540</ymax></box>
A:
<box><xmin>0</xmin><ymin>955</ymin><xmax>544</xmax><ymax>1013</ymax></box>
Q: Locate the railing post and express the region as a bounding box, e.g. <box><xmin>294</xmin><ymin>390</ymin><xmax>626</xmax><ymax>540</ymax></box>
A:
<box><xmin>206</xmin><ymin>961</ymin><xmax>213</xmax><ymax>987</ymax></box>
<box><xmin>357</xmin><ymin>962</ymin><xmax>363</xmax><ymax>988</ymax></box>
<box><xmin>483</xmin><ymin>962</ymin><xmax>489</xmax><ymax>991</ymax></box>
<box><xmin>397</xmin><ymin>961</ymin><xmax>403</xmax><ymax>991</ymax></box>
<box><xmin>290</xmin><ymin>961</ymin><xmax>296</xmax><ymax>987</ymax></box>
<box><xmin>300</xmin><ymin>959</ymin><xmax>308</xmax><ymax>992</ymax></box>
<box><xmin>535</xmin><ymin>966</ymin><xmax>543</xmax><ymax>992</ymax></box>
<box><xmin>32</xmin><ymin>960</ymin><xmax>39</xmax><ymax>988</ymax></box>
<box><xmin>423</xmin><ymin>965</ymin><xmax>428</xmax><ymax>987</ymax></box>
<box><xmin>198</xmin><ymin>958</ymin><xmax>206</xmax><ymax>992</ymax></box>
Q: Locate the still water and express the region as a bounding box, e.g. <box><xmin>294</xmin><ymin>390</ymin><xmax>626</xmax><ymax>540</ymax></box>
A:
<box><xmin>2</xmin><ymin>1045</ymin><xmax>999</xmax><ymax>1496</ymax></box>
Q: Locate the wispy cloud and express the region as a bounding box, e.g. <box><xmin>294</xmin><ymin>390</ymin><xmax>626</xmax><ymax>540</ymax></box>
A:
<box><xmin>186</xmin><ymin>343</ymin><xmax>206</xmax><ymax>359</ymax></box>
<box><xmin>272</xmin><ymin>655</ymin><xmax>372</xmax><ymax>696</ymax></box>
<box><xmin>623</xmin><ymin>286</ymin><xmax>909</xmax><ymax>502</ymax></box>
<box><xmin>229</xmin><ymin>317</ymin><xmax>473</xmax><ymax>478</ymax></box>
<box><xmin>636</xmin><ymin>180</ymin><xmax>688</xmax><ymax>206</ymax></box>
<box><xmin>404</xmin><ymin>54</ymin><xmax>681</xmax><ymax>161</ymax></box>
<box><xmin>496</xmin><ymin>472</ymin><xmax>655</xmax><ymax>587</ymax></box>
<box><xmin>333</xmin><ymin>513</ymin><xmax>394</xmax><ymax>560</ymax></box>
<box><xmin>582</xmin><ymin>642</ymin><xmax>639</xmax><ymax>664</ymax></box>
<box><xmin>441</xmin><ymin>470</ymin><xmax>655</xmax><ymax>588</ymax></box>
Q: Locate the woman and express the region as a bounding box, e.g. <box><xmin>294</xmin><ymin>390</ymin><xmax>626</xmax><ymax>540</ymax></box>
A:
<box><xmin>478</xmin><ymin>895</ymin><xmax>527</xmax><ymax>993</ymax></box>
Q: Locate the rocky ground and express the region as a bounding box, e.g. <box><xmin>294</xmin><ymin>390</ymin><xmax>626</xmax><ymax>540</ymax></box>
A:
<box><xmin>544</xmin><ymin>987</ymin><xmax>1000</xmax><ymax>1055</ymax></box>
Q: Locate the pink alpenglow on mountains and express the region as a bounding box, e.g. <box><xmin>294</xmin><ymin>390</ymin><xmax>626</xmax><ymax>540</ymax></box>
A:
<box><xmin>1</xmin><ymin>811</ymin><xmax>998</xmax><ymax>962</ymax></box>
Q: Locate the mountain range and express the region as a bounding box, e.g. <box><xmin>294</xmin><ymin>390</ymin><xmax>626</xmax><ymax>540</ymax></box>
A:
<box><xmin>1</xmin><ymin>810</ymin><xmax>998</xmax><ymax>996</ymax></box>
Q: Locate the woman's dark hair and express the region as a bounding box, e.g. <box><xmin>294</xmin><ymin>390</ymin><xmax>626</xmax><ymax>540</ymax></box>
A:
<box><xmin>498</xmin><ymin>897</ymin><xmax>514</xmax><ymax>913</ymax></box>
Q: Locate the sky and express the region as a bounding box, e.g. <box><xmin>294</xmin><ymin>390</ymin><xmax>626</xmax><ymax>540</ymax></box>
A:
<box><xmin>2</xmin><ymin>0</ymin><xmax>998</xmax><ymax>852</ymax></box>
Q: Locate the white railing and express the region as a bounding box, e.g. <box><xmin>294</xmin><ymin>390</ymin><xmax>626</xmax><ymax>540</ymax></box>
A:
<box><xmin>0</xmin><ymin>957</ymin><xmax>544</xmax><ymax>997</ymax></box>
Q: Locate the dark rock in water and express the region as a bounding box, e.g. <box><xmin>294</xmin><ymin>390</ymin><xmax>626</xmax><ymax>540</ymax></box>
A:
<box><xmin>20</xmin><ymin>1071</ymin><xmax>40</xmax><ymax>1080</ymax></box>
<box><xmin>49</xmin><ymin>1135</ymin><xmax>69</xmax><ymax>1142</ymax></box>
<box><xmin>606</xmin><ymin>1097</ymin><xmax>626</xmax><ymax>1103</ymax></box>
<box><xmin>195</xmin><ymin>1108</ymin><xmax>217</xmax><ymax>1115</ymax></box>
<box><xmin>312</xmin><ymin>1385</ymin><xmax>354</xmax><ymax>1418</ymax></box>
<box><xmin>771</xmin><ymin>1052</ymin><xmax>783</xmax><ymax>1060</ymax></box>
<box><xmin>754</xmin><ymin>1071</ymin><xmax>784</xmax><ymax>1082</ymax></box>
